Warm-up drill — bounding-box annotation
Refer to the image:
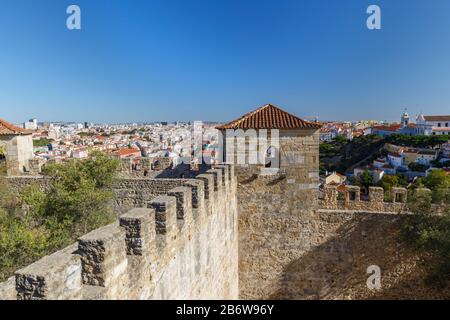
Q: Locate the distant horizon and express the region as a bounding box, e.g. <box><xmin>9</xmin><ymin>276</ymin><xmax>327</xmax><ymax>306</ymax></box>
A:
<box><xmin>10</xmin><ymin>109</ymin><xmax>448</xmax><ymax>127</ymax></box>
<box><xmin>1</xmin><ymin>1</ymin><xmax>450</xmax><ymax>123</ymax></box>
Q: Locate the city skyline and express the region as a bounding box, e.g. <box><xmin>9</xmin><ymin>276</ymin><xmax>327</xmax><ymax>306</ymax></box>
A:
<box><xmin>1</xmin><ymin>0</ymin><xmax>450</xmax><ymax>123</ymax></box>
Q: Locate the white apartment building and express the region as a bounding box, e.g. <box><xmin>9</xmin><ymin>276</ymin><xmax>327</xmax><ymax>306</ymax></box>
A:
<box><xmin>416</xmin><ymin>115</ymin><xmax>450</xmax><ymax>135</ymax></box>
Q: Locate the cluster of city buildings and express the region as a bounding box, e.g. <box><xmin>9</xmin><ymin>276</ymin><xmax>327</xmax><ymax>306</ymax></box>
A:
<box><xmin>319</xmin><ymin>110</ymin><xmax>450</xmax><ymax>143</ymax></box>
<box><xmin>1</xmin><ymin>117</ymin><xmax>220</xmax><ymax>176</ymax></box>
<box><xmin>370</xmin><ymin>110</ymin><xmax>450</xmax><ymax>137</ymax></box>
<box><xmin>353</xmin><ymin>143</ymin><xmax>446</xmax><ymax>183</ymax></box>
<box><xmin>319</xmin><ymin>110</ymin><xmax>450</xmax><ymax>189</ymax></box>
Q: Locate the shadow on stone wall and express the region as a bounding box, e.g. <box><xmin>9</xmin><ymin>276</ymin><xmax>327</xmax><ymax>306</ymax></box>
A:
<box><xmin>269</xmin><ymin>213</ymin><xmax>450</xmax><ymax>300</ymax></box>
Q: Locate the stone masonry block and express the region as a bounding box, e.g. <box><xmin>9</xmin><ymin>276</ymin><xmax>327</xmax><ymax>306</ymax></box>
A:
<box><xmin>119</xmin><ymin>208</ymin><xmax>156</xmax><ymax>256</ymax></box>
<box><xmin>78</xmin><ymin>224</ymin><xmax>127</xmax><ymax>287</ymax></box>
<box><xmin>15</xmin><ymin>244</ymin><xmax>81</xmax><ymax>300</ymax></box>
<box><xmin>213</xmin><ymin>165</ymin><xmax>229</xmax><ymax>185</ymax></box>
<box><xmin>167</xmin><ymin>186</ymin><xmax>193</xmax><ymax>222</ymax></box>
<box><xmin>207</xmin><ymin>169</ymin><xmax>223</xmax><ymax>192</ymax></box>
<box><xmin>182</xmin><ymin>180</ymin><xmax>205</xmax><ymax>209</ymax></box>
<box><xmin>148</xmin><ymin>196</ymin><xmax>177</xmax><ymax>235</ymax></box>
<box><xmin>323</xmin><ymin>186</ymin><xmax>337</xmax><ymax>207</ymax></box>
<box><xmin>369</xmin><ymin>187</ymin><xmax>384</xmax><ymax>202</ymax></box>
<box><xmin>196</xmin><ymin>174</ymin><xmax>214</xmax><ymax>200</ymax></box>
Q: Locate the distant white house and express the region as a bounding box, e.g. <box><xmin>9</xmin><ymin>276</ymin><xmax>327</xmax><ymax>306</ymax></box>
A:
<box><xmin>416</xmin><ymin>150</ymin><xmax>438</xmax><ymax>165</ymax></box>
<box><xmin>416</xmin><ymin>115</ymin><xmax>450</xmax><ymax>136</ymax></box>
<box><xmin>325</xmin><ymin>172</ymin><xmax>346</xmax><ymax>185</ymax></box>
<box><xmin>24</xmin><ymin>119</ymin><xmax>38</xmax><ymax>130</ymax></box>
<box><xmin>387</xmin><ymin>152</ymin><xmax>404</xmax><ymax>168</ymax></box>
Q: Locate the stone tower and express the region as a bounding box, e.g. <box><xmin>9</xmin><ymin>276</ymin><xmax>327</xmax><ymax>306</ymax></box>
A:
<box><xmin>0</xmin><ymin>118</ymin><xmax>34</xmax><ymax>176</ymax></box>
<box><xmin>217</xmin><ymin>104</ymin><xmax>322</xmax><ymax>299</ymax></box>
<box><xmin>401</xmin><ymin>109</ymin><xmax>409</xmax><ymax>127</ymax></box>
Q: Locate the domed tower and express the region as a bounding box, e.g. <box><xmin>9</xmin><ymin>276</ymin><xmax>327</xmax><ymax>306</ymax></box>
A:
<box><xmin>401</xmin><ymin>109</ymin><xmax>409</xmax><ymax>127</ymax></box>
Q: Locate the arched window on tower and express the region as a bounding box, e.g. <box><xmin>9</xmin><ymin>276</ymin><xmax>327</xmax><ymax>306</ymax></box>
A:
<box><xmin>265</xmin><ymin>146</ymin><xmax>279</xmax><ymax>169</ymax></box>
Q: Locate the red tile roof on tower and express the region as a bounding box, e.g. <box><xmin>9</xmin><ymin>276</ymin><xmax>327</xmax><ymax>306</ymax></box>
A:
<box><xmin>0</xmin><ymin>118</ymin><xmax>31</xmax><ymax>135</ymax></box>
<box><xmin>216</xmin><ymin>104</ymin><xmax>322</xmax><ymax>130</ymax></box>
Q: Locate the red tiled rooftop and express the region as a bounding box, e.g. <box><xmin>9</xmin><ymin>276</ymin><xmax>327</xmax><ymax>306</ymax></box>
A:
<box><xmin>424</xmin><ymin>115</ymin><xmax>450</xmax><ymax>122</ymax></box>
<box><xmin>113</xmin><ymin>148</ymin><xmax>141</xmax><ymax>157</ymax></box>
<box><xmin>372</xmin><ymin>124</ymin><xmax>401</xmax><ymax>132</ymax></box>
<box><xmin>216</xmin><ymin>104</ymin><xmax>322</xmax><ymax>130</ymax></box>
<box><xmin>0</xmin><ymin>118</ymin><xmax>31</xmax><ymax>135</ymax></box>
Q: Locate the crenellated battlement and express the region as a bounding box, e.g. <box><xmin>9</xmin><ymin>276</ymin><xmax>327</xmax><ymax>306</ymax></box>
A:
<box><xmin>0</xmin><ymin>164</ymin><xmax>239</xmax><ymax>300</ymax></box>
<box><xmin>320</xmin><ymin>185</ymin><xmax>414</xmax><ymax>213</ymax></box>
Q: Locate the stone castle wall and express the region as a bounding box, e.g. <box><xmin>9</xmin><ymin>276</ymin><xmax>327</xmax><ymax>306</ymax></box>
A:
<box><xmin>3</xmin><ymin>127</ymin><xmax>448</xmax><ymax>300</ymax></box>
<box><xmin>0</xmin><ymin>134</ymin><xmax>34</xmax><ymax>176</ymax></box>
<box><xmin>235</xmin><ymin>129</ymin><xmax>322</xmax><ymax>299</ymax></box>
<box><xmin>232</xmin><ymin>127</ymin><xmax>448</xmax><ymax>300</ymax></box>
<box><xmin>266</xmin><ymin>209</ymin><xmax>450</xmax><ymax>299</ymax></box>
<box><xmin>237</xmin><ymin>176</ymin><xmax>448</xmax><ymax>299</ymax></box>
<box><xmin>7</xmin><ymin>176</ymin><xmax>201</xmax><ymax>216</ymax></box>
<box><xmin>0</xmin><ymin>165</ymin><xmax>239</xmax><ymax>300</ymax></box>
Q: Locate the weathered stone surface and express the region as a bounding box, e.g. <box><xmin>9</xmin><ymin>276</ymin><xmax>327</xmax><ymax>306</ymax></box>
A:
<box><xmin>148</xmin><ymin>196</ymin><xmax>178</xmax><ymax>236</ymax></box>
<box><xmin>15</xmin><ymin>244</ymin><xmax>81</xmax><ymax>300</ymax></box>
<box><xmin>0</xmin><ymin>277</ymin><xmax>15</xmax><ymax>300</ymax></box>
<box><xmin>119</xmin><ymin>208</ymin><xmax>156</xmax><ymax>256</ymax></box>
<box><xmin>77</xmin><ymin>223</ymin><xmax>128</xmax><ymax>293</ymax></box>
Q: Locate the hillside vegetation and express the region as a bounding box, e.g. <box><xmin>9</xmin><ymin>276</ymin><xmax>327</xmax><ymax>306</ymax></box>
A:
<box><xmin>320</xmin><ymin>134</ymin><xmax>449</xmax><ymax>175</ymax></box>
<box><xmin>320</xmin><ymin>134</ymin><xmax>385</xmax><ymax>174</ymax></box>
<box><xmin>0</xmin><ymin>151</ymin><xmax>120</xmax><ymax>281</ymax></box>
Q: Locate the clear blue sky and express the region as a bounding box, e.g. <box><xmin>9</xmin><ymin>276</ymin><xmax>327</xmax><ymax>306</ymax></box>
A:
<box><xmin>0</xmin><ymin>0</ymin><xmax>449</xmax><ymax>123</ymax></box>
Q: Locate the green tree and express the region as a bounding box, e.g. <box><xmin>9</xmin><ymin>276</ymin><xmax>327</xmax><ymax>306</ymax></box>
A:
<box><xmin>40</xmin><ymin>150</ymin><xmax>120</xmax><ymax>236</ymax></box>
<box><xmin>33</xmin><ymin>138</ymin><xmax>54</xmax><ymax>147</ymax></box>
<box><xmin>333</xmin><ymin>135</ymin><xmax>347</xmax><ymax>144</ymax></box>
<box><xmin>378</xmin><ymin>174</ymin><xmax>399</xmax><ymax>201</ymax></box>
<box><xmin>0</xmin><ymin>177</ymin><xmax>49</xmax><ymax>281</ymax></box>
<box><xmin>408</xmin><ymin>162</ymin><xmax>428</xmax><ymax>172</ymax></box>
<box><xmin>421</xmin><ymin>170</ymin><xmax>449</xmax><ymax>190</ymax></box>
<box><xmin>400</xmin><ymin>190</ymin><xmax>450</xmax><ymax>289</ymax></box>
<box><xmin>0</xmin><ymin>151</ymin><xmax>120</xmax><ymax>281</ymax></box>
<box><xmin>360</xmin><ymin>170</ymin><xmax>374</xmax><ymax>190</ymax></box>
<box><xmin>418</xmin><ymin>170</ymin><xmax>450</xmax><ymax>204</ymax></box>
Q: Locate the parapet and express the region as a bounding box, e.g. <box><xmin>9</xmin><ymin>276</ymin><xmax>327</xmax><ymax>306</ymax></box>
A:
<box><xmin>0</xmin><ymin>164</ymin><xmax>237</xmax><ymax>300</ymax></box>
<box><xmin>321</xmin><ymin>185</ymin><xmax>412</xmax><ymax>213</ymax></box>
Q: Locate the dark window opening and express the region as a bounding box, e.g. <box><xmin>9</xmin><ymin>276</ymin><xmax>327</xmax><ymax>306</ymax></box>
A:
<box><xmin>395</xmin><ymin>193</ymin><xmax>404</xmax><ymax>203</ymax></box>
<box><xmin>265</xmin><ymin>146</ymin><xmax>279</xmax><ymax>169</ymax></box>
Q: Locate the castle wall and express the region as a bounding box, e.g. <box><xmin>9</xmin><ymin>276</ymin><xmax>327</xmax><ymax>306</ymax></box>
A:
<box><xmin>232</xmin><ymin>128</ymin><xmax>448</xmax><ymax>300</ymax></box>
<box><xmin>0</xmin><ymin>134</ymin><xmax>33</xmax><ymax>176</ymax></box>
<box><xmin>238</xmin><ymin>179</ymin><xmax>448</xmax><ymax>299</ymax></box>
<box><xmin>3</xmin><ymin>140</ymin><xmax>448</xmax><ymax>299</ymax></box>
<box><xmin>0</xmin><ymin>165</ymin><xmax>239</xmax><ymax>300</ymax></box>
<box><xmin>234</xmin><ymin>129</ymin><xmax>322</xmax><ymax>299</ymax></box>
<box><xmin>268</xmin><ymin>209</ymin><xmax>450</xmax><ymax>299</ymax></box>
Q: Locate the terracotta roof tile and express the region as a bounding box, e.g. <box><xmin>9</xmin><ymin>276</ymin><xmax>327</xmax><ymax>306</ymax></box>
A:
<box><xmin>113</xmin><ymin>148</ymin><xmax>141</xmax><ymax>157</ymax></box>
<box><xmin>0</xmin><ymin>118</ymin><xmax>30</xmax><ymax>135</ymax></box>
<box><xmin>423</xmin><ymin>115</ymin><xmax>450</xmax><ymax>122</ymax></box>
<box><xmin>372</xmin><ymin>124</ymin><xmax>401</xmax><ymax>132</ymax></box>
<box><xmin>216</xmin><ymin>104</ymin><xmax>322</xmax><ymax>130</ymax></box>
